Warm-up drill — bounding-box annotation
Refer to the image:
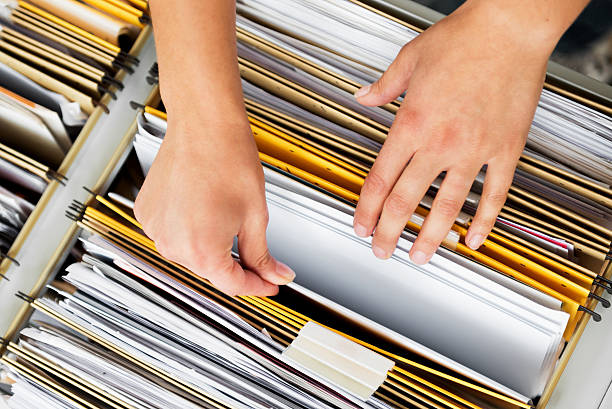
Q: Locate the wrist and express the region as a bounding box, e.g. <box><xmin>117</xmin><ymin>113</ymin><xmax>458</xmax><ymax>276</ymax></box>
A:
<box><xmin>461</xmin><ymin>0</ymin><xmax>580</xmax><ymax>55</ymax></box>
<box><xmin>158</xmin><ymin>63</ymin><xmax>247</xmax><ymax>129</ymax></box>
<box><xmin>163</xmin><ymin>110</ymin><xmax>252</xmax><ymax>149</ymax></box>
<box><xmin>163</xmin><ymin>91</ymin><xmax>247</xmax><ymax>125</ymax></box>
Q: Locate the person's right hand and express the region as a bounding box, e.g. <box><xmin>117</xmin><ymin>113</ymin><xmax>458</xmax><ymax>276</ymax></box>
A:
<box><xmin>134</xmin><ymin>116</ymin><xmax>295</xmax><ymax>296</ymax></box>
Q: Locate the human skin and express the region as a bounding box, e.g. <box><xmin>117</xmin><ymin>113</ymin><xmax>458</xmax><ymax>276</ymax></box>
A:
<box><xmin>135</xmin><ymin>0</ymin><xmax>590</xmax><ymax>295</ymax></box>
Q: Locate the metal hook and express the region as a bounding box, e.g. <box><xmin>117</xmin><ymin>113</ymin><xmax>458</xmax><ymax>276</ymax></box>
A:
<box><xmin>579</xmin><ymin>305</ymin><xmax>602</xmax><ymax>322</ymax></box>
<box><xmin>593</xmin><ymin>280</ymin><xmax>612</xmax><ymax>295</ymax></box>
<box><xmin>589</xmin><ymin>292</ymin><xmax>611</xmax><ymax>308</ymax></box>
<box><xmin>0</xmin><ymin>252</ymin><xmax>19</xmax><ymax>266</ymax></box>
<box><xmin>130</xmin><ymin>101</ymin><xmax>145</xmax><ymax>110</ymax></box>
<box><xmin>15</xmin><ymin>291</ymin><xmax>33</xmax><ymax>303</ymax></box>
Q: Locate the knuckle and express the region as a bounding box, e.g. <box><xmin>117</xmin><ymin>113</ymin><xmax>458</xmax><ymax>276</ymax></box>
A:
<box><xmin>139</xmin><ymin>223</ymin><xmax>155</xmax><ymax>241</ymax></box>
<box><xmin>249</xmin><ymin>250</ymin><xmax>272</xmax><ymax>270</ymax></box>
<box><xmin>394</xmin><ymin>107</ymin><xmax>420</xmax><ymax>130</ymax></box>
<box><xmin>399</xmin><ymin>42</ymin><xmax>412</xmax><ymax>55</ymax></box>
<box><xmin>417</xmin><ymin>236</ymin><xmax>441</xmax><ymax>251</ymax></box>
<box><xmin>484</xmin><ymin>192</ymin><xmax>508</xmax><ymax>207</ymax></box>
<box><xmin>475</xmin><ymin>218</ymin><xmax>496</xmax><ymax>232</ymax></box>
<box><xmin>133</xmin><ymin>197</ymin><xmax>144</xmax><ymax>222</ymax></box>
<box><xmin>154</xmin><ymin>238</ymin><xmax>174</xmax><ymax>259</ymax></box>
<box><xmin>243</xmin><ymin>202</ymin><xmax>270</xmax><ymax>232</ymax></box>
<box><xmin>440</xmin><ymin>123</ymin><xmax>460</xmax><ymax>141</ymax></box>
<box><xmin>428</xmin><ymin>124</ymin><xmax>459</xmax><ymax>149</ymax></box>
<box><xmin>434</xmin><ymin>198</ymin><xmax>462</xmax><ymax>217</ymax></box>
<box><xmin>372</xmin><ymin>75</ymin><xmax>386</xmax><ymax>96</ymax></box>
<box><xmin>384</xmin><ymin>192</ymin><xmax>413</xmax><ymax>217</ymax></box>
<box><xmin>371</xmin><ymin>234</ymin><xmax>396</xmax><ymax>254</ymax></box>
<box><xmin>473</xmin><ymin>211</ymin><xmax>499</xmax><ymax>231</ymax></box>
<box><xmin>363</xmin><ymin>171</ymin><xmax>388</xmax><ymax>196</ymax></box>
<box><xmin>353</xmin><ymin>203</ymin><xmax>379</xmax><ymax>230</ymax></box>
<box><xmin>396</xmin><ymin>43</ymin><xmax>416</xmax><ymax>68</ymax></box>
<box><xmin>251</xmin><ymin>208</ymin><xmax>270</xmax><ymax>227</ymax></box>
<box><xmin>372</xmin><ymin>223</ymin><xmax>395</xmax><ymax>243</ymax></box>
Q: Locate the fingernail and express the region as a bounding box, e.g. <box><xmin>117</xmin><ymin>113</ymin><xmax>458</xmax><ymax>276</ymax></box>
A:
<box><xmin>354</xmin><ymin>84</ymin><xmax>372</xmax><ymax>99</ymax></box>
<box><xmin>275</xmin><ymin>261</ymin><xmax>296</xmax><ymax>282</ymax></box>
<box><xmin>372</xmin><ymin>246</ymin><xmax>389</xmax><ymax>259</ymax></box>
<box><xmin>411</xmin><ymin>250</ymin><xmax>430</xmax><ymax>265</ymax></box>
<box><xmin>354</xmin><ymin>223</ymin><xmax>369</xmax><ymax>237</ymax></box>
<box><xmin>467</xmin><ymin>234</ymin><xmax>485</xmax><ymax>250</ymax></box>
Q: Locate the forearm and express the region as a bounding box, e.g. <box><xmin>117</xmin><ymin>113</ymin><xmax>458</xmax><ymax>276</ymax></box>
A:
<box><xmin>149</xmin><ymin>0</ymin><xmax>245</xmax><ymax>128</ymax></box>
<box><xmin>138</xmin><ymin>1</ymin><xmax>287</xmax><ymax>297</ymax></box>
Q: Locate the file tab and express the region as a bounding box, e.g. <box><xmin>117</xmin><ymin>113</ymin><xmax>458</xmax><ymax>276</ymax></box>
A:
<box><xmin>282</xmin><ymin>321</ymin><xmax>395</xmax><ymax>401</ymax></box>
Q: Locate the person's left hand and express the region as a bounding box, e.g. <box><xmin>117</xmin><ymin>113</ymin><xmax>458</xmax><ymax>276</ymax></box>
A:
<box><xmin>352</xmin><ymin>1</ymin><xmax>556</xmax><ymax>264</ymax></box>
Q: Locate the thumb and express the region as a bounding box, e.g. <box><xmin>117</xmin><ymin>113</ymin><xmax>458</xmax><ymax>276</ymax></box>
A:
<box><xmin>238</xmin><ymin>214</ymin><xmax>295</xmax><ymax>286</ymax></box>
<box><xmin>355</xmin><ymin>42</ymin><xmax>417</xmax><ymax>107</ymax></box>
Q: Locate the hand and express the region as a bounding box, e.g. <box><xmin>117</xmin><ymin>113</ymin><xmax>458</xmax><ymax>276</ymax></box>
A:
<box><xmin>134</xmin><ymin>118</ymin><xmax>295</xmax><ymax>296</ymax></box>
<box><xmin>353</xmin><ymin>0</ymin><xmax>561</xmax><ymax>264</ymax></box>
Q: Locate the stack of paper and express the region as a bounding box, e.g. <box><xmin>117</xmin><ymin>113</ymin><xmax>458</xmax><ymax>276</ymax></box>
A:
<box><xmin>2</xmin><ymin>1</ymin><xmax>610</xmax><ymax>409</ymax></box>
<box><xmin>1</xmin><ymin>201</ymin><xmax>537</xmax><ymax>408</ymax></box>
<box><xmin>0</xmin><ymin>0</ymin><xmax>147</xmax><ymax>269</ymax></box>
<box><xmin>0</xmin><ymin>0</ymin><xmax>146</xmax><ymax>167</ymax></box>
<box><xmin>0</xmin><ymin>141</ymin><xmax>62</xmax><ymax>252</ymax></box>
